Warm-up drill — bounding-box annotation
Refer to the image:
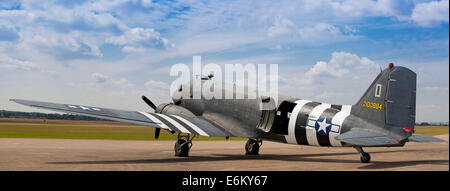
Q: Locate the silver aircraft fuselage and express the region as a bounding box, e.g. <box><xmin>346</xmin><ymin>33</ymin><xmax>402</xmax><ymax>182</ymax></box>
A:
<box><xmin>177</xmin><ymin>80</ymin><xmax>367</xmax><ymax>147</ymax></box>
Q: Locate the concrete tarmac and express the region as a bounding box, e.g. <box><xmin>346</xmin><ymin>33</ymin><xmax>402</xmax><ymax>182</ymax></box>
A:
<box><xmin>0</xmin><ymin>135</ymin><xmax>448</xmax><ymax>171</ymax></box>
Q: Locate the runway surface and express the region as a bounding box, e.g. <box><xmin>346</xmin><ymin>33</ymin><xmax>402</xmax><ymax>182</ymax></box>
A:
<box><xmin>0</xmin><ymin>135</ymin><xmax>448</xmax><ymax>171</ymax></box>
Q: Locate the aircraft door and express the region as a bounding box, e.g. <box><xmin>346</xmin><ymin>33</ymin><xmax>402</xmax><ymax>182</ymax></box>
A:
<box><xmin>272</xmin><ymin>100</ymin><xmax>297</xmax><ymax>135</ymax></box>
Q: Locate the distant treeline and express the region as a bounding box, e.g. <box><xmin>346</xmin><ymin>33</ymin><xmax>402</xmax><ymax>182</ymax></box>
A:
<box><xmin>0</xmin><ymin>110</ymin><xmax>108</xmax><ymax>121</ymax></box>
<box><xmin>416</xmin><ymin>122</ymin><xmax>449</xmax><ymax>126</ymax></box>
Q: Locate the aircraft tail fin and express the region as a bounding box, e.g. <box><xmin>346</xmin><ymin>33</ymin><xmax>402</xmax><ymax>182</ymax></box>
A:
<box><xmin>351</xmin><ymin>64</ymin><xmax>417</xmax><ymax>138</ymax></box>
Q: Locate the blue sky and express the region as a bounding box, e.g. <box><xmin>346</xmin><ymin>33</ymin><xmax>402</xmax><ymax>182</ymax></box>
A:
<box><xmin>0</xmin><ymin>0</ymin><xmax>448</xmax><ymax>122</ymax></box>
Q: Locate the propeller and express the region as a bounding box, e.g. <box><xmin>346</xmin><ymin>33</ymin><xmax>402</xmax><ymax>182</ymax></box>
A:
<box><xmin>141</xmin><ymin>95</ymin><xmax>160</xmax><ymax>139</ymax></box>
<box><xmin>141</xmin><ymin>95</ymin><xmax>157</xmax><ymax>110</ymax></box>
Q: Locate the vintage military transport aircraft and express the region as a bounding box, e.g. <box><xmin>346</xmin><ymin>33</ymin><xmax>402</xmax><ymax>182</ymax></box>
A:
<box><xmin>11</xmin><ymin>63</ymin><xmax>443</xmax><ymax>163</ymax></box>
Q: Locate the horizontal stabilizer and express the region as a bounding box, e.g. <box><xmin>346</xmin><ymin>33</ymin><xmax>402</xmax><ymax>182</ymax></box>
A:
<box><xmin>408</xmin><ymin>134</ymin><xmax>445</xmax><ymax>142</ymax></box>
<box><xmin>336</xmin><ymin>129</ymin><xmax>399</xmax><ymax>146</ymax></box>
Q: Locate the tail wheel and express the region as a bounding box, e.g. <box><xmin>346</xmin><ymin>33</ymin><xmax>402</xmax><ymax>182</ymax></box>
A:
<box><xmin>360</xmin><ymin>152</ymin><xmax>371</xmax><ymax>163</ymax></box>
<box><xmin>355</xmin><ymin>146</ymin><xmax>371</xmax><ymax>163</ymax></box>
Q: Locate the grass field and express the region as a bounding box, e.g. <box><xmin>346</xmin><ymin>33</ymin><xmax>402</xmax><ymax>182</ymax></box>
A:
<box><xmin>0</xmin><ymin>118</ymin><xmax>244</xmax><ymax>140</ymax></box>
<box><xmin>0</xmin><ymin>118</ymin><xmax>448</xmax><ymax>141</ymax></box>
<box><xmin>414</xmin><ymin>126</ymin><xmax>449</xmax><ymax>136</ymax></box>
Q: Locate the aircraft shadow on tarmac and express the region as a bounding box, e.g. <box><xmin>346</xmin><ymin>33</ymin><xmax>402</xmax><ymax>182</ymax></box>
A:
<box><xmin>358</xmin><ymin>160</ymin><xmax>449</xmax><ymax>170</ymax></box>
<box><xmin>48</xmin><ymin>149</ymin><xmax>449</xmax><ymax>170</ymax></box>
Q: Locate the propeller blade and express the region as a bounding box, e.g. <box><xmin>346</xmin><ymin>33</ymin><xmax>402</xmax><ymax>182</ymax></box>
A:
<box><xmin>155</xmin><ymin>128</ymin><xmax>161</xmax><ymax>139</ymax></box>
<box><xmin>141</xmin><ymin>95</ymin><xmax>157</xmax><ymax>110</ymax></box>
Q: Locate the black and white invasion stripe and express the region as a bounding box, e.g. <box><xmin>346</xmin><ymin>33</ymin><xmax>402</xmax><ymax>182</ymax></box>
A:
<box><xmin>284</xmin><ymin>100</ymin><xmax>352</xmax><ymax>147</ymax></box>
<box><xmin>138</xmin><ymin>112</ymin><xmax>210</xmax><ymax>136</ymax></box>
<box><xmin>314</xmin><ymin>108</ymin><xmax>340</xmax><ymax>146</ymax></box>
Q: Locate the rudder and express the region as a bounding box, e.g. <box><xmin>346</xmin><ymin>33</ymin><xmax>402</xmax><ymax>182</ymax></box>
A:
<box><xmin>385</xmin><ymin>66</ymin><xmax>416</xmax><ymax>131</ymax></box>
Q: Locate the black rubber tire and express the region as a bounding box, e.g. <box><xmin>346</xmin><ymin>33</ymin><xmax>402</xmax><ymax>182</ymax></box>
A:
<box><xmin>360</xmin><ymin>152</ymin><xmax>371</xmax><ymax>163</ymax></box>
<box><xmin>245</xmin><ymin>139</ymin><xmax>260</xmax><ymax>155</ymax></box>
<box><xmin>174</xmin><ymin>139</ymin><xmax>190</xmax><ymax>157</ymax></box>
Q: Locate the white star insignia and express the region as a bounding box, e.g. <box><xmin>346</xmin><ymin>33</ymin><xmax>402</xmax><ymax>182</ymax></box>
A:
<box><xmin>79</xmin><ymin>106</ymin><xmax>91</xmax><ymax>111</ymax></box>
<box><xmin>316</xmin><ymin>118</ymin><xmax>330</xmax><ymax>134</ymax></box>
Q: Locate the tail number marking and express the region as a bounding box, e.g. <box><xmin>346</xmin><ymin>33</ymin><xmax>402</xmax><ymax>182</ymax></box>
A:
<box><xmin>362</xmin><ymin>101</ymin><xmax>382</xmax><ymax>110</ymax></box>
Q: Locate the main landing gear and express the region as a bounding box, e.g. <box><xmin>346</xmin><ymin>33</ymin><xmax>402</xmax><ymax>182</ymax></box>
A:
<box><xmin>354</xmin><ymin>146</ymin><xmax>371</xmax><ymax>163</ymax></box>
<box><xmin>174</xmin><ymin>133</ymin><xmax>194</xmax><ymax>157</ymax></box>
<box><xmin>245</xmin><ymin>138</ymin><xmax>263</xmax><ymax>155</ymax></box>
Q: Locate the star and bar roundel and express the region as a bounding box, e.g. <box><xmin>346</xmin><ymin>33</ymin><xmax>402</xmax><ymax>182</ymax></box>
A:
<box><xmin>308</xmin><ymin>117</ymin><xmax>341</xmax><ymax>136</ymax></box>
<box><xmin>67</xmin><ymin>105</ymin><xmax>101</xmax><ymax>111</ymax></box>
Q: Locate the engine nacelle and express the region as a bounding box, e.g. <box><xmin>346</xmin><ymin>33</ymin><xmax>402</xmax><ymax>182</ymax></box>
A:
<box><xmin>155</xmin><ymin>103</ymin><xmax>196</xmax><ymax>118</ymax></box>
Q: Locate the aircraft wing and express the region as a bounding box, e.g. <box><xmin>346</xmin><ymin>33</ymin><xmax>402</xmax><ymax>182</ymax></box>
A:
<box><xmin>407</xmin><ymin>134</ymin><xmax>445</xmax><ymax>142</ymax></box>
<box><xmin>10</xmin><ymin>99</ymin><xmax>231</xmax><ymax>137</ymax></box>
<box><xmin>336</xmin><ymin>129</ymin><xmax>400</xmax><ymax>146</ymax></box>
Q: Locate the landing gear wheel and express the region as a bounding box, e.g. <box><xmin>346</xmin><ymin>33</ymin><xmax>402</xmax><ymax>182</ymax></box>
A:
<box><xmin>174</xmin><ymin>133</ymin><xmax>194</xmax><ymax>157</ymax></box>
<box><xmin>245</xmin><ymin>139</ymin><xmax>262</xmax><ymax>155</ymax></box>
<box><xmin>360</xmin><ymin>152</ymin><xmax>371</xmax><ymax>163</ymax></box>
<box><xmin>174</xmin><ymin>139</ymin><xmax>190</xmax><ymax>157</ymax></box>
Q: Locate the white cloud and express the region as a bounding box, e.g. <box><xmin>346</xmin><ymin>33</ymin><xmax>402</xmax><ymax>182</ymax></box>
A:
<box><xmin>327</xmin><ymin>0</ymin><xmax>449</xmax><ymax>26</ymax></box>
<box><xmin>74</xmin><ymin>0</ymin><xmax>133</xmax><ymax>13</ymax></box>
<box><xmin>314</xmin><ymin>92</ymin><xmax>346</xmax><ymax>100</ymax></box>
<box><xmin>320</xmin><ymin>0</ymin><xmax>415</xmax><ymax>20</ymax></box>
<box><xmin>0</xmin><ymin>0</ymin><xmax>171</xmax><ymax>59</ymax></box>
<box><xmin>271</xmin><ymin>45</ymin><xmax>283</xmax><ymax>50</ymax></box>
<box><xmin>0</xmin><ymin>54</ymin><xmax>36</xmax><ymax>70</ymax></box>
<box><xmin>302</xmin><ymin>51</ymin><xmax>378</xmax><ymax>84</ymax></box>
<box><xmin>411</xmin><ymin>0</ymin><xmax>449</xmax><ymax>27</ymax></box>
<box><xmin>267</xmin><ymin>18</ymin><xmax>297</xmax><ymax>37</ymax></box>
<box><xmin>141</xmin><ymin>0</ymin><xmax>152</xmax><ymax>8</ymax></box>
<box><xmin>145</xmin><ymin>80</ymin><xmax>170</xmax><ymax>89</ymax></box>
<box><xmin>107</xmin><ymin>28</ymin><xmax>158</xmax><ymax>45</ymax></box>
<box><xmin>92</xmin><ymin>72</ymin><xmax>109</xmax><ymax>83</ymax></box>
<box><xmin>343</xmin><ymin>25</ymin><xmax>358</xmax><ymax>33</ymax></box>
<box><xmin>298</xmin><ymin>23</ymin><xmax>358</xmax><ymax>44</ymax></box>
<box><xmin>40</xmin><ymin>69</ymin><xmax>60</xmax><ymax>77</ymax></box>
<box><xmin>106</xmin><ymin>27</ymin><xmax>173</xmax><ymax>52</ymax></box>
<box><xmin>267</xmin><ymin>19</ymin><xmax>360</xmax><ymax>45</ymax></box>
<box><xmin>92</xmin><ymin>72</ymin><xmax>134</xmax><ymax>89</ymax></box>
<box><xmin>15</xmin><ymin>25</ymin><xmax>104</xmax><ymax>59</ymax></box>
<box><xmin>273</xmin><ymin>51</ymin><xmax>385</xmax><ymax>106</ymax></box>
<box><xmin>306</xmin><ymin>61</ymin><xmax>348</xmax><ymax>78</ymax></box>
<box><xmin>121</xmin><ymin>46</ymin><xmax>147</xmax><ymax>53</ymax></box>
<box><xmin>114</xmin><ymin>77</ymin><xmax>134</xmax><ymax>89</ymax></box>
<box><xmin>0</xmin><ymin>53</ymin><xmax>60</xmax><ymax>77</ymax></box>
<box><xmin>299</xmin><ymin>0</ymin><xmax>447</xmax><ymax>26</ymax></box>
<box><xmin>3</xmin><ymin>0</ymin><xmax>446</xmax><ymax>64</ymax></box>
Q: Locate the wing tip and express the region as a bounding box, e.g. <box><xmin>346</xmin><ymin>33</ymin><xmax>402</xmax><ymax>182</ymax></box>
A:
<box><xmin>10</xmin><ymin>99</ymin><xmax>21</xmax><ymax>103</ymax></box>
<box><xmin>10</xmin><ymin>99</ymin><xmax>27</xmax><ymax>104</ymax></box>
